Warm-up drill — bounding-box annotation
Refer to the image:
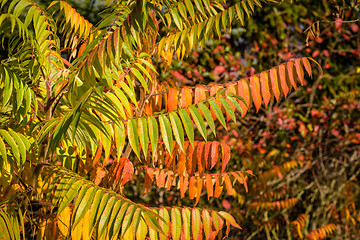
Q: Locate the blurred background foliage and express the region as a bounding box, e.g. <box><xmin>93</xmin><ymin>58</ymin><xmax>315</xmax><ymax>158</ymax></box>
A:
<box><xmin>34</xmin><ymin>0</ymin><xmax>360</xmax><ymax>239</ymax></box>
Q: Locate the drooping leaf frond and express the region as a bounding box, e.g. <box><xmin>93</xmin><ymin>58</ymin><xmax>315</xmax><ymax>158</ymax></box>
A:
<box><xmin>305</xmin><ymin>223</ymin><xmax>337</xmax><ymax>240</ymax></box>
<box><xmin>43</xmin><ymin>166</ymin><xmax>164</xmax><ymax>239</ymax></box>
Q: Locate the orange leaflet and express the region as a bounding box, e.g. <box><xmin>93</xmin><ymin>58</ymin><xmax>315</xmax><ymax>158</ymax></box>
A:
<box><xmin>210</xmin><ymin>141</ymin><xmax>219</xmax><ymax>170</ymax></box>
<box><xmin>233</xmin><ymin>171</ymin><xmax>248</xmax><ymax>192</ymax></box>
<box><xmin>250</xmin><ymin>75</ymin><xmax>262</xmax><ymax>112</ymax></box>
<box><xmin>279</xmin><ymin>63</ymin><xmax>289</xmax><ymax>97</ymax></box>
<box><xmin>237</xmin><ymin>80</ymin><xmax>251</xmax><ymax>117</ymax></box>
<box><xmin>157</xmin><ymin>169</ymin><xmax>166</xmax><ymax>188</ymax></box>
<box><xmin>222</xmin><ymin>173</ymin><xmax>233</xmax><ymax>195</ymax></box>
<box><xmin>196</xmin><ymin>141</ymin><xmax>205</xmax><ymax>175</ymax></box>
<box><xmin>221</xmin><ymin>142</ymin><xmax>230</xmax><ymax>172</ymax></box>
<box><xmin>181</xmin><ymin>87</ymin><xmax>192</xmax><ymax>108</ymax></box>
<box><xmin>286</xmin><ymin>61</ymin><xmax>297</xmax><ymax>90</ymax></box>
<box><xmin>195</xmin><ymin>85</ymin><xmax>207</xmax><ymax>104</ymax></box>
<box><xmin>204</xmin><ymin>141</ymin><xmax>212</xmax><ymax>170</ymax></box>
<box><xmin>121</xmin><ymin>160</ymin><xmax>134</xmax><ymax>185</ymax></box>
<box><xmin>206</xmin><ymin>174</ymin><xmax>214</xmax><ymax>199</ymax></box>
<box><xmin>144</xmin><ymin>167</ymin><xmax>154</xmax><ymax>194</ymax></box>
<box><xmin>154</xmin><ymin>85</ymin><xmax>163</xmax><ymax>112</ymax></box>
<box><xmin>93</xmin><ymin>141</ymin><xmax>103</xmax><ymax>166</ymax></box>
<box><xmin>260</xmin><ymin>71</ymin><xmax>271</xmax><ymax>108</ymax></box>
<box><xmin>187</xmin><ymin>141</ymin><xmax>197</xmax><ymax>175</ymax></box>
<box><xmin>270</xmin><ymin>67</ymin><xmax>281</xmax><ymax>102</ymax></box>
<box><xmin>295</xmin><ymin>58</ymin><xmax>304</xmax><ymax>85</ymax></box>
<box><xmin>195</xmin><ymin>177</ymin><xmax>203</xmax><ymax>206</ymax></box>
<box><xmin>144</xmin><ymin>101</ymin><xmax>153</xmax><ymax>115</ymax></box>
<box><xmin>168</xmin><ymin>88</ymin><xmax>178</xmax><ymax>111</ymax></box>
<box><xmin>180</xmin><ymin>175</ymin><xmax>189</xmax><ymax>198</ymax></box>
<box><xmin>189</xmin><ymin>176</ymin><xmax>196</xmax><ymax>199</ymax></box>
<box><xmin>78</xmin><ymin>42</ymin><xmax>87</xmax><ymax>57</ymax></box>
<box><xmin>166</xmin><ymin>172</ymin><xmax>173</xmax><ymax>191</ymax></box>
<box><xmin>302</xmin><ymin>57</ymin><xmax>312</xmax><ymax>78</ymax></box>
<box><xmin>177</xmin><ymin>141</ymin><xmax>189</xmax><ymax>175</ymax></box>
<box><xmin>214</xmin><ymin>175</ymin><xmax>223</xmax><ymax>198</ymax></box>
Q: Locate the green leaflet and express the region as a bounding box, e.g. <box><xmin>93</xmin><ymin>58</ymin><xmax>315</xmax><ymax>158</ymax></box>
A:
<box><xmin>197</xmin><ymin>102</ymin><xmax>216</xmax><ymax>137</ymax></box>
<box><xmin>226</xmin><ymin>95</ymin><xmax>244</xmax><ymax>116</ymax></box>
<box><xmin>8</xmin><ymin>129</ymin><xmax>27</xmax><ymax>166</ymax></box>
<box><xmin>169</xmin><ymin>112</ymin><xmax>185</xmax><ymax>152</ymax></box>
<box><xmin>189</xmin><ymin>105</ymin><xmax>207</xmax><ymax>141</ymax></box>
<box><xmin>134</xmin><ymin>62</ymin><xmax>153</xmax><ymax>82</ymax></box>
<box><xmin>131</xmin><ymin>67</ymin><xmax>148</xmax><ymax>92</ymax></box>
<box><xmin>131</xmin><ymin>208</ymin><xmax>142</xmax><ymax>236</ymax></box>
<box><xmin>208</xmin><ymin>98</ymin><xmax>226</xmax><ymax>129</ymax></box>
<box><xmin>219</xmin><ymin>96</ymin><xmax>236</xmax><ymax>122</ymax></box>
<box><xmin>159</xmin><ymin>114</ymin><xmax>173</xmax><ymax>155</ymax></box>
<box><xmin>138</xmin><ymin>117</ymin><xmax>149</xmax><ymax>157</ymax></box>
<box><xmin>73</xmin><ymin>186</ymin><xmax>95</xmax><ymax>228</ymax></box>
<box><xmin>113</xmin><ymin>88</ymin><xmax>132</xmax><ymax>117</ymax></box>
<box><xmin>111</xmin><ymin>202</ymin><xmax>129</xmax><ymax>240</ymax></box>
<box><xmin>106</xmin><ymin>92</ymin><xmax>126</xmax><ymax>119</ymax></box>
<box><xmin>121</xmin><ymin>205</ymin><xmax>136</xmax><ymax>236</ymax></box>
<box><xmin>127</xmin><ymin>118</ymin><xmax>141</xmax><ymax>160</ymax></box>
<box><xmin>159</xmin><ymin>208</ymin><xmax>170</xmax><ymax>240</ymax></box>
<box><xmin>114</xmin><ymin>121</ymin><xmax>126</xmax><ymax>158</ymax></box>
<box><xmin>171</xmin><ymin>207</ymin><xmax>182</xmax><ymax>240</ymax></box>
<box><xmin>147</xmin><ymin>116</ymin><xmax>158</xmax><ymax>159</ymax></box>
<box><xmin>202</xmin><ymin>210</ymin><xmax>211</xmax><ymax>239</ymax></box>
<box><xmin>136</xmin><ymin>216</ymin><xmax>147</xmax><ymax>240</ymax></box>
<box><xmin>182</xmin><ymin>208</ymin><xmax>191</xmax><ymax>240</ymax></box>
<box><xmin>98</xmin><ymin>196</ymin><xmax>116</xmax><ymax>237</ymax></box>
<box><xmin>178</xmin><ymin>109</ymin><xmax>194</xmax><ymax>146</ymax></box>
<box><xmin>119</xmin><ymin>81</ymin><xmax>138</xmax><ymax>108</ymax></box>
<box><xmin>106</xmin><ymin>200</ymin><xmax>123</xmax><ymax>238</ymax></box>
<box><xmin>57</xmin><ymin>180</ymin><xmax>82</xmax><ymax>215</ymax></box>
<box><xmin>0</xmin><ymin>130</ymin><xmax>20</xmax><ymax>165</ymax></box>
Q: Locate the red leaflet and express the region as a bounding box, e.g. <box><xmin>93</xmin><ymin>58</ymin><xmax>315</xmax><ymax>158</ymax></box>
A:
<box><xmin>260</xmin><ymin>71</ymin><xmax>271</xmax><ymax>108</ymax></box>
<box><xmin>250</xmin><ymin>75</ymin><xmax>262</xmax><ymax>112</ymax></box>
<box><xmin>168</xmin><ymin>88</ymin><xmax>178</xmax><ymax>111</ymax></box>
<box><xmin>121</xmin><ymin>160</ymin><xmax>134</xmax><ymax>185</ymax></box>
<box><xmin>210</xmin><ymin>141</ymin><xmax>219</xmax><ymax>170</ymax></box>
<box><xmin>279</xmin><ymin>64</ymin><xmax>289</xmax><ymax>97</ymax></box>
<box><xmin>286</xmin><ymin>61</ymin><xmax>297</xmax><ymax>90</ymax></box>
<box><xmin>270</xmin><ymin>67</ymin><xmax>281</xmax><ymax>102</ymax></box>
